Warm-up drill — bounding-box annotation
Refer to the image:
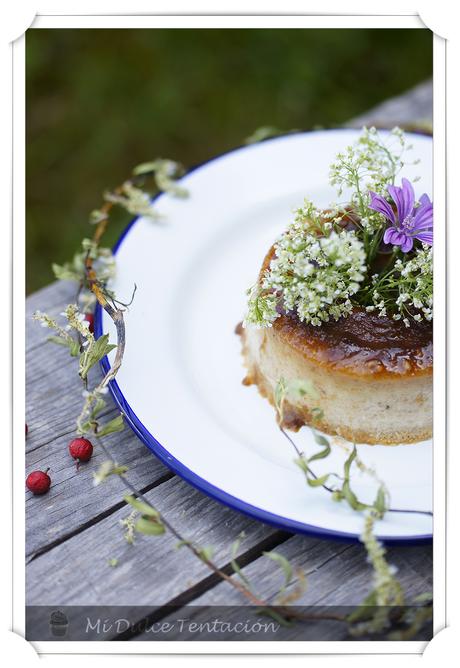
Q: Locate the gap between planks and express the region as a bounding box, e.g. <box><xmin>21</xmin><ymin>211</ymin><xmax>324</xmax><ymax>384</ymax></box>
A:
<box><xmin>113</xmin><ymin>540</ymin><xmax>353</xmax><ymax>640</ymax></box>
<box><xmin>26</xmin><ymin>470</ymin><xmax>176</xmax><ymax>561</ymax></box>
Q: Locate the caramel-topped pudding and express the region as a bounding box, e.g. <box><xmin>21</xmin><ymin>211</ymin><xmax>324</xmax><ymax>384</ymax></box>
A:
<box><xmin>240</xmin><ymin>129</ymin><xmax>433</xmax><ymax>445</ymax></box>
<box><xmin>239</xmin><ymin>248</ymin><xmax>433</xmax><ymax>445</ymax></box>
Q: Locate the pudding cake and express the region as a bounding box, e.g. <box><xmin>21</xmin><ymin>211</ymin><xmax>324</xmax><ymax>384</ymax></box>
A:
<box><xmin>238</xmin><ymin>248</ymin><xmax>432</xmax><ymax>445</ymax></box>
<box><xmin>239</xmin><ymin>129</ymin><xmax>433</xmax><ymax>445</ymax></box>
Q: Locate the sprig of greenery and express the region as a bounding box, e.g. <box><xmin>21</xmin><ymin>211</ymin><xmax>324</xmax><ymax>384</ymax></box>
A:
<box><xmin>124</xmin><ymin>494</ymin><xmax>166</xmax><ymax>536</ymax></box>
<box><xmin>230</xmin><ymin>531</ymin><xmax>251</xmax><ymax>588</ymax></box>
<box><xmin>93</xmin><ymin>460</ymin><xmax>129</xmax><ymax>485</ymax></box>
<box><xmin>245</xmin><ymin>226</ymin><xmax>367</xmax><ymax>328</ymax></box>
<box><xmin>365</xmin><ymin>245</ymin><xmax>433</xmax><ymax>326</ymax></box>
<box><xmin>262</xmin><ymin>551</ymin><xmax>294</xmax><ymax>593</ymax></box>
<box><xmin>120</xmin><ymin>510</ymin><xmax>138</xmax><ymax>545</ymax></box>
<box><xmin>132</xmin><ymin>158</ymin><xmax>188</xmax><ymax>198</ymax></box>
<box><xmin>34</xmin><ymin>157</ymin><xmax>316</xmax><ymax>629</ymax></box>
<box><xmin>34</xmin><ymin>303</ymin><xmax>123</xmax><ymax>436</ymax></box>
<box><xmin>347</xmin><ymin>511</ymin><xmax>404</xmax><ymax>636</ymax></box>
<box><xmin>33</xmin><ymin>310</ymin><xmax>81</xmax><ymax>357</ymax></box>
<box><xmin>33</xmin><ymin>304</ymin><xmax>117</xmax><ymax>385</ymax></box>
<box><xmin>53</xmin><ymin>239</ymin><xmax>116</xmax><ymax>286</ymax></box>
<box><xmin>329</xmin><ymin>126</ymin><xmax>413</xmax><ymax>213</ymax></box>
<box><xmin>273</xmin><ymin>377</ymin><xmax>431</xmax><ymax>637</ymax></box>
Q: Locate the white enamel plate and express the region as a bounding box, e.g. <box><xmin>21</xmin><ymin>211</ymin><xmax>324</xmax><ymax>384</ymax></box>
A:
<box><xmin>97</xmin><ymin>130</ymin><xmax>433</xmax><ymax>543</ymax></box>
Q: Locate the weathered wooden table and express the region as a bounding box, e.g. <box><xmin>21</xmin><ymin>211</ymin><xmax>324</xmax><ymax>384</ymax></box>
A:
<box><xmin>26</xmin><ymin>82</ymin><xmax>433</xmax><ymax>643</ymax></box>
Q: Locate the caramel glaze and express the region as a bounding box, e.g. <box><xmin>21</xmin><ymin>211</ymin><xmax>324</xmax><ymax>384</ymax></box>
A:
<box><xmin>258</xmin><ymin>245</ymin><xmax>433</xmax><ymax>378</ymax></box>
<box><xmin>273</xmin><ymin>308</ymin><xmax>432</xmax><ymax>377</ymax></box>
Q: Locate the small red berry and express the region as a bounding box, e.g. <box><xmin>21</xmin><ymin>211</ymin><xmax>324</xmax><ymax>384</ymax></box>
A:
<box><xmin>84</xmin><ymin>313</ymin><xmax>94</xmax><ymax>333</ymax></box>
<box><xmin>26</xmin><ymin>469</ymin><xmax>51</xmax><ymax>495</ymax></box>
<box><xmin>69</xmin><ymin>437</ymin><xmax>93</xmax><ymax>463</ymax></box>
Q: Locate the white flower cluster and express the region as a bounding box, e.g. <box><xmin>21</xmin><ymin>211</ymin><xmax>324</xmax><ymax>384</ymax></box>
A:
<box><xmin>243</xmin><ymin>286</ymin><xmax>278</xmax><ymax>329</ymax></box>
<box><xmin>244</xmin><ymin>128</ymin><xmax>432</xmax><ymax>330</ymax></box>
<box><xmin>245</xmin><ymin>221</ymin><xmax>366</xmax><ymax>328</ymax></box>
<box><xmin>366</xmin><ymin>245</ymin><xmax>433</xmax><ymax>326</ymax></box>
<box><xmin>396</xmin><ymin>246</ymin><xmax>433</xmax><ymax>324</ymax></box>
<box><xmin>329</xmin><ymin>127</ymin><xmax>418</xmax><ymax>233</ymax></box>
<box><xmin>330</xmin><ymin>127</ymin><xmax>409</xmax><ymax>197</ymax></box>
<box><xmin>293</xmin><ymin>199</ymin><xmax>334</xmax><ymax>234</ymax></box>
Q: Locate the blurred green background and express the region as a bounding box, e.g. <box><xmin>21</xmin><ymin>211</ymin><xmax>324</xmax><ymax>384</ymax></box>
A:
<box><xmin>26</xmin><ymin>28</ymin><xmax>432</xmax><ymax>294</ymax></box>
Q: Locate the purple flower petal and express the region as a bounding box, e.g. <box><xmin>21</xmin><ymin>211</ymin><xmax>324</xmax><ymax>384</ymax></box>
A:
<box><xmin>383</xmin><ymin>228</ymin><xmax>395</xmax><ymax>244</ymax></box>
<box><xmin>369</xmin><ymin>192</ymin><xmax>396</xmax><ymax>224</ymax></box>
<box><xmin>419</xmin><ymin>193</ymin><xmax>432</xmax><ymax>207</ymax></box>
<box><xmin>388</xmin><ymin>178</ymin><xmax>415</xmax><ymax>224</ymax></box>
<box><xmin>413</xmin><ymin>203</ymin><xmax>433</xmax><ymax>231</ymax></box>
<box><xmin>415</xmin><ymin>231</ymin><xmax>433</xmax><ymax>246</ymax></box>
<box><xmin>401</xmin><ymin>178</ymin><xmax>416</xmax><ymax>219</ymax></box>
<box><xmin>400</xmin><ymin>235</ymin><xmax>414</xmax><ymax>252</ymax></box>
<box><xmin>384</xmin><ymin>228</ymin><xmax>405</xmax><ymax>246</ymax></box>
<box><xmin>371</xmin><ymin>179</ymin><xmax>433</xmax><ymax>252</ymax></box>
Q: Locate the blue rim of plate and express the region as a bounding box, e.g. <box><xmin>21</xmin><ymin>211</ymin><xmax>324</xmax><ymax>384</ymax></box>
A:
<box><xmin>95</xmin><ymin>129</ymin><xmax>433</xmax><ymax>545</ymax></box>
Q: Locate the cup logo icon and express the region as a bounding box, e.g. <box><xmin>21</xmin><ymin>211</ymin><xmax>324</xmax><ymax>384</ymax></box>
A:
<box><xmin>49</xmin><ymin>610</ymin><xmax>68</xmax><ymax>637</ymax></box>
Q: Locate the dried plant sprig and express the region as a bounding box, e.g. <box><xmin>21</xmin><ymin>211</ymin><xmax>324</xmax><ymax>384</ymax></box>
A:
<box><xmin>93</xmin><ymin>460</ymin><xmax>129</xmax><ymax>485</ymax></box>
<box><xmin>72</xmin><ymin>160</ymin><xmax>188</xmax><ymax>434</ymax></box>
<box><xmin>347</xmin><ymin>511</ymin><xmax>404</xmax><ymax>636</ymax></box>
<box><xmin>34</xmin><ymin>303</ymin><xmax>121</xmax><ymax>435</ymax></box>
<box><xmin>96</xmin><ymin>449</ymin><xmax>344</xmax><ymax>628</ymax></box>
<box><xmin>272</xmin><ymin>376</ymin><xmax>432</xmax><ymax>636</ymax></box>
<box><xmin>33</xmin><ymin>310</ymin><xmax>80</xmax><ymax>357</ymax></box>
<box><xmin>104</xmin><ymin>183</ymin><xmax>163</xmax><ymax>220</ymax></box>
<box><xmin>53</xmin><ymin>239</ymin><xmax>116</xmax><ymax>286</ymax></box>
<box><xmin>94</xmin><ymin>436</ymin><xmax>286</xmax><ymax>611</ymax></box>
<box><xmin>35</xmin><ymin>160</ymin><xmax>309</xmax><ymax>624</ymax></box>
<box><xmin>132</xmin><ymin>158</ymin><xmax>188</xmax><ymax>198</ymax></box>
<box><xmin>120</xmin><ymin>510</ymin><xmax>138</xmax><ymax>545</ymax></box>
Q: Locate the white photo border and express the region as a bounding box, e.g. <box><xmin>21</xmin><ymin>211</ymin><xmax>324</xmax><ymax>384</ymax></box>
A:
<box><xmin>10</xmin><ymin>10</ymin><xmax>446</xmax><ymax>657</ymax></box>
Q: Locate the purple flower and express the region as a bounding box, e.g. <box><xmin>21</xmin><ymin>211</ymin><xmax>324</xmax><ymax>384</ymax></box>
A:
<box><xmin>369</xmin><ymin>178</ymin><xmax>433</xmax><ymax>252</ymax></box>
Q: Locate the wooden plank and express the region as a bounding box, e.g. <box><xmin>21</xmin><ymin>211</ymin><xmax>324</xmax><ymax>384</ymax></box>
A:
<box><xmin>26</xmin><ymin>342</ymin><xmax>104</xmax><ymax>454</ymax></box>
<box><xmin>27</xmin><ymin>470</ymin><xmax>430</xmax><ymax>637</ymax></box>
<box><xmin>130</xmin><ymin>536</ymin><xmax>431</xmax><ymax>641</ymax></box>
<box><xmin>26</xmin><ymin>279</ymin><xmax>172</xmax><ymax>557</ymax></box>
<box><xmin>26</xmin><ymin>419</ymin><xmax>171</xmax><ymax>557</ymax></box>
<box><xmin>26</xmin><ymin>281</ymin><xmax>80</xmax><ymax>344</ymax></box>
<box><xmin>26</xmin><ymin>476</ymin><xmax>292</xmax><ymax>607</ymax></box>
<box><xmin>181</xmin><ymin>536</ymin><xmax>432</xmax><ymax>607</ymax></box>
<box><xmin>26</xmin><ymin>280</ymin><xmax>100</xmax><ymax>448</ymax></box>
<box><xmin>26</xmin><ymin>535</ymin><xmax>353</xmax><ymax>642</ymax></box>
